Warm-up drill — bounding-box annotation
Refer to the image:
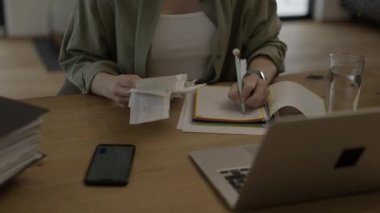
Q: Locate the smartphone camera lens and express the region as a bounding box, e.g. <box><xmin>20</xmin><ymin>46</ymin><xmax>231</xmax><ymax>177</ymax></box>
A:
<box><xmin>99</xmin><ymin>147</ymin><xmax>107</xmax><ymax>154</ymax></box>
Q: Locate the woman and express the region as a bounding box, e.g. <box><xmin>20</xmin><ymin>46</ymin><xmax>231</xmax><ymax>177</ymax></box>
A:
<box><xmin>59</xmin><ymin>0</ymin><xmax>287</xmax><ymax>109</ymax></box>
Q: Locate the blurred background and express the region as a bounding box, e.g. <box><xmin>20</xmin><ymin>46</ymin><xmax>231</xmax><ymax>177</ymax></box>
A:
<box><xmin>0</xmin><ymin>0</ymin><xmax>379</xmax><ymax>99</ymax></box>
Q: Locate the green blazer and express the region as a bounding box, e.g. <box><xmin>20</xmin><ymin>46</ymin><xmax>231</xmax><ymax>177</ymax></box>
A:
<box><xmin>59</xmin><ymin>0</ymin><xmax>287</xmax><ymax>93</ymax></box>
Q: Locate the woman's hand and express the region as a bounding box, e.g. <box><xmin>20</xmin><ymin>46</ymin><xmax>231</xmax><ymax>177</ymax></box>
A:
<box><xmin>108</xmin><ymin>74</ymin><xmax>141</xmax><ymax>107</ymax></box>
<box><xmin>91</xmin><ymin>73</ymin><xmax>141</xmax><ymax>108</ymax></box>
<box><xmin>228</xmin><ymin>74</ymin><xmax>269</xmax><ymax>109</ymax></box>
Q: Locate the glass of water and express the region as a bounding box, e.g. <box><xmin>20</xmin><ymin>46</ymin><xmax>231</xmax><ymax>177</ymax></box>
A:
<box><xmin>327</xmin><ymin>53</ymin><xmax>365</xmax><ymax>113</ymax></box>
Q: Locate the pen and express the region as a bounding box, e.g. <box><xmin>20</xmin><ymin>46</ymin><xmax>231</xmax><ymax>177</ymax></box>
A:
<box><xmin>233</xmin><ymin>48</ymin><xmax>245</xmax><ymax>113</ymax></box>
<box><xmin>256</xmin><ymin>71</ymin><xmax>271</xmax><ymax>122</ymax></box>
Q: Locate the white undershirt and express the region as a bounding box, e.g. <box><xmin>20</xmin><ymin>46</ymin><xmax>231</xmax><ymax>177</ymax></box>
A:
<box><xmin>146</xmin><ymin>12</ymin><xmax>216</xmax><ymax>81</ymax></box>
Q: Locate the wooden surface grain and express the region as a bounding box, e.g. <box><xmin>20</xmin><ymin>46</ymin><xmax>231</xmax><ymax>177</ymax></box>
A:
<box><xmin>0</xmin><ymin>72</ymin><xmax>380</xmax><ymax>213</ymax></box>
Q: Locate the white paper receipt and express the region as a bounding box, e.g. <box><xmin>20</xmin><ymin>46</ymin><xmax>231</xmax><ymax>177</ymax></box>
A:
<box><xmin>128</xmin><ymin>74</ymin><xmax>204</xmax><ymax>124</ymax></box>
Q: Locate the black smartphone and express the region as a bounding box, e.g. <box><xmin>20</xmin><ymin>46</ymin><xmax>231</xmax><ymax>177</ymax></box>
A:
<box><xmin>84</xmin><ymin>144</ymin><xmax>135</xmax><ymax>186</ymax></box>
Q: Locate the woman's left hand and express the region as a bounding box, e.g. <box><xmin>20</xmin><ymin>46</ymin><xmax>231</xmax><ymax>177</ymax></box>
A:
<box><xmin>228</xmin><ymin>74</ymin><xmax>270</xmax><ymax>109</ymax></box>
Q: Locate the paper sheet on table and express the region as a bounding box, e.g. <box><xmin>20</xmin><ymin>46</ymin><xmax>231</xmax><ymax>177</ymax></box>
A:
<box><xmin>177</xmin><ymin>92</ymin><xmax>267</xmax><ymax>135</ymax></box>
<box><xmin>129</xmin><ymin>74</ymin><xmax>204</xmax><ymax>124</ymax></box>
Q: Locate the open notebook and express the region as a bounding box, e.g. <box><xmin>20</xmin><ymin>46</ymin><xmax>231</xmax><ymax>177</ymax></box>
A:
<box><xmin>193</xmin><ymin>81</ymin><xmax>326</xmax><ymax>123</ymax></box>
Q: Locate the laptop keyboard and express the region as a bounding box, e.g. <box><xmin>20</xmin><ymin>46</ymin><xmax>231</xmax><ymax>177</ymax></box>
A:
<box><xmin>219</xmin><ymin>167</ymin><xmax>250</xmax><ymax>193</ymax></box>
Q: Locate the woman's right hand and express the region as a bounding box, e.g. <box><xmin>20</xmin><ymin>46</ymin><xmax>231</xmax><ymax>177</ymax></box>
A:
<box><xmin>91</xmin><ymin>73</ymin><xmax>142</xmax><ymax>108</ymax></box>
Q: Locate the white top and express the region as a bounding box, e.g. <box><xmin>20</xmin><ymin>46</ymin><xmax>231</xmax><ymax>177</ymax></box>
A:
<box><xmin>146</xmin><ymin>12</ymin><xmax>216</xmax><ymax>81</ymax></box>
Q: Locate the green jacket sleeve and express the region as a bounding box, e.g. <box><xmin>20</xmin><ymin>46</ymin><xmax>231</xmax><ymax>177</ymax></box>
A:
<box><xmin>59</xmin><ymin>0</ymin><xmax>119</xmax><ymax>94</ymax></box>
<box><xmin>241</xmin><ymin>0</ymin><xmax>287</xmax><ymax>73</ymax></box>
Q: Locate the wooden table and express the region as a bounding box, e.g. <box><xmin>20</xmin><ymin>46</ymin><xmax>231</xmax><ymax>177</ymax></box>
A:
<box><xmin>1</xmin><ymin>71</ymin><xmax>380</xmax><ymax>213</ymax></box>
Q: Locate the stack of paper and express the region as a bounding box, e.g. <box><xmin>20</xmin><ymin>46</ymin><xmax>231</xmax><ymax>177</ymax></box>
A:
<box><xmin>177</xmin><ymin>91</ymin><xmax>268</xmax><ymax>135</ymax></box>
<box><xmin>0</xmin><ymin>97</ymin><xmax>47</xmax><ymax>186</ymax></box>
<box><xmin>177</xmin><ymin>81</ymin><xmax>326</xmax><ymax>135</ymax></box>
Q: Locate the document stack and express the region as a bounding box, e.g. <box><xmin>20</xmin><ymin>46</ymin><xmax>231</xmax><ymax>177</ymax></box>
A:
<box><xmin>0</xmin><ymin>97</ymin><xmax>47</xmax><ymax>186</ymax></box>
<box><xmin>177</xmin><ymin>81</ymin><xmax>326</xmax><ymax>135</ymax></box>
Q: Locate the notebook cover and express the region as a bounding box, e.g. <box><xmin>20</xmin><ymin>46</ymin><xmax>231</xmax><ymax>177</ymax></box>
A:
<box><xmin>0</xmin><ymin>97</ymin><xmax>48</xmax><ymax>138</ymax></box>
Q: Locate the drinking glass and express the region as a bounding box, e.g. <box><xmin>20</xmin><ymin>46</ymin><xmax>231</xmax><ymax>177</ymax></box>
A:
<box><xmin>327</xmin><ymin>53</ymin><xmax>365</xmax><ymax>113</ymax></box>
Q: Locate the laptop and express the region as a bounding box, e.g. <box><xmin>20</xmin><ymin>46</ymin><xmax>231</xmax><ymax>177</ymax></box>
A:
<box><xmin>190</xmin><ymin>108</ymin><xmax>380</xmax><ymax>210</ymax></box>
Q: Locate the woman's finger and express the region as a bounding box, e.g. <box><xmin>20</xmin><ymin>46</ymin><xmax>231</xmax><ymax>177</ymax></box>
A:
<box><xmin>244</xmin><ymin>80</ymin><xmax>269</xmax><ymax>108</ymax></box>
<box><xmin>228</xmin><ymin>83</ymin><xmax>240</xmax><ymax>102</ymax></box>
<box><xmin>241</xmin><ymin>75</ymin><xmax>259</xmax><ymax>101</ymax></box>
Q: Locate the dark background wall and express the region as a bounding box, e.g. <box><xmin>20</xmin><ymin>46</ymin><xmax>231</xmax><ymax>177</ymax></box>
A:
<box><xmin>341</xmin><ymin>0</ymin><xmax>380</xmax><ymax>24</ymax></box>
<box><xmin>0</xmin><ymin>0</ymin><xmax>4</xmax><ymax>26</ymax></box>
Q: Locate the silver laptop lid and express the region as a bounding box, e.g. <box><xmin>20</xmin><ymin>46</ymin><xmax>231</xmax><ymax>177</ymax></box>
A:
<box><xmin>237</xmin><ymin>108</ymin><xmax>380</xmax><ymax>210</ymax></box>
